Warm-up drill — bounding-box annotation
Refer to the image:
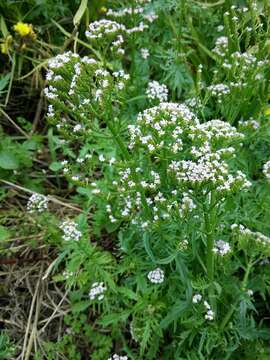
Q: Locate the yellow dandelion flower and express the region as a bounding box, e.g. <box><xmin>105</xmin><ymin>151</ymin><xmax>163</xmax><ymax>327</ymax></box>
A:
<box><xmin>264</xmin><ymin>107</ymin><xmax>270</xmax><ymax>116</ymax></box>
<box><xmin>14</xmin><ymin>22</ymin><xmax>34</xmax><ymax>37</ymax></box>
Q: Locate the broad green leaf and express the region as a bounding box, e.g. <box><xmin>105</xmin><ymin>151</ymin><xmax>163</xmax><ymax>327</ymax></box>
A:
<box><xmin>0</xmin><ymin>151</ymin><xmax>19</xmax><ymax>170</ymax></box>
<box><xmin>49</xmin><ymin>162</ymin><xmax>62</xmax><ymax>171</ymax></box>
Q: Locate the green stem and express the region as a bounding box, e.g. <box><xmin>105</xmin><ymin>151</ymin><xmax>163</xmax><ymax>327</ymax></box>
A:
<box><xmin>204</xmin><ymin>191</ymin><xmax>216</xmax><ymax>309</ymax></box>
<box><xmin>220</xmin><ymin>260</ymin><xmax>253</xmax><ymax>330</ymax></box>
<box><xmin>106</xmin><ymin>121</ymin><xmax>130</xmax><ymax>160</ymax></box>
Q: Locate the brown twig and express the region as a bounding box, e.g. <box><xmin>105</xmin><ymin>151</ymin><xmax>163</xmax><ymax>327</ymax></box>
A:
<box><xmin>0</xmin><ymin>107</ymin><xmax>30</xmax><ymax>138</ymax></box>
<box><xmin>0</xmin><ymin>179</ymin><xmax>82</xmax><ymax>212</ymax></box>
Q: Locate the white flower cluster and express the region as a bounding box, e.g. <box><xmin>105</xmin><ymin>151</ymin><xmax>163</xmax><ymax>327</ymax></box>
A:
<box><xmin>192</xmin><ymin>294</ymin><xmax>214</xmax><ymax>320</ymax></box>
<box><xmin>59</xmin><ymin>220</ymin><xmax>82</xmax><ymax>242</ymax></box>
<box><xmin>141</xmin><ymin>48</ymin><xmax>150</xmax><ymax>59</ymax></box>
<box><xmin>213</xmin><ymin>239</ymin><xmax>231</xmax><ymax>256</ymax></box>
<box><xmin>68</xmin><ymin>62</ymin><xmax>81</xmax><ymax>96</ymax></box>
<box><xmin>146</xmin><ymin>81</ymin><xmax>168</xmax><ymax>103</ymax></box>
<box><xmin>89</xmin><ymin>282</ymin><xmax>107</xmax><ymax>300</ymax></box>
<box><xmin>204</xmin><ymin>300</ymin><xmax>215</xmax><ymax>321</ymax></box>
<box><xmin>108</xmin><ymin>354</ymin><xmax>128</xmax><ymax>360</ymax></box>
<box><xmin>190</xmin><ymin>119</ymin><xmax>244</xmax><ymax>142</ymax></box>
<box><xmin>231</xmin><ymin>224</ymin><xmax>270</xmax><ymax>247</ymax></box>
<box><xmin>45</xmin><ymin>52</ymin><xmax>129</xmax><ymax>130</ymax></box>
<box><xmin>63</xmin><ymin>270</ymin><xmax>74</xmax><ymax>280</ymax></box>
<box><xmin>85</xmin><ymin>20</ymin><xmax>126</xmax><ymax>39</ymax></box>
<box><xmin>207</xmin><ymin>84</ymin><xmax>230</xmax><ymax>102</ymax></box>
<box><xmin>128</xmin><ymin>102</ymin><xmax>198</xmax><ymax>152</ymax></box>
<box><xmin>180</xmin><ymin>192</ymin><xmax>196</xmax><ymax>215</ymax></box>
<box><xmin>238</xmin><ymin>119</ymin><xmax>260</xmax><ymax>131</ymax></box>
<box><xmin>192</xmin><ymin>293</ymin><xmax>202</xmax><ymax>303</ymax></box>
<box><xmin>263</xmin><ymin>160</ymin><xmax>270</xmax><ymax>181</ymax></box>
<box><xmin>147</xmin><ymin>268</ymin><xmax>164</xmax><ymax>284</ymax></box>
<box><xmin>107</xmin><ymin>6</ymin><xmax>144</xmax><ymax>17</ymax></box>
<box><xmin>111</xmin><ymin>34</ymin><xmax>125</xmax><ymax>55</ymax></box>
<box><xmin>47</xmin><ymin>51</ymin><xmax>75</xmax><ymax>69</ymax></box>
<box><xmin>212</xmin><ymin>36</ymin><xmax>228</xmax><ymax>57</ymax></box>
<box><xmin>212</xmin><ymin>37</ymin><xmax>268</xmax><ymax>86</ymax></box>
<box><xmin>107</xmin><ymin>4</ymin><xmax>157</xmax><ymax>23</ymax></box>
<box><xmin>185</xmin><ymin>97</ymin><xmax>203</xmax><ymax>112</ymax></box>
<box><xmin>169</xmin><ymin>150</ymin><xmax>251</xmax><ymax>193</ymax></box>
<box><xmin>107</xmin><ymin>103</ymin><xmax>250</xmax><ymax>228</ymax></box>
<box><xmin>26</xmin><ymin>193</ymin><xmax>48</xmax><ymax>213</ymax></box>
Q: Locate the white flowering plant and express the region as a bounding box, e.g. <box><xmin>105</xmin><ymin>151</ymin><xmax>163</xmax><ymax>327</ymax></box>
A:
<box><xmin>4</xmin><ymin>1</ymin><xmax>270</xmax><ymax>359</ymax></box>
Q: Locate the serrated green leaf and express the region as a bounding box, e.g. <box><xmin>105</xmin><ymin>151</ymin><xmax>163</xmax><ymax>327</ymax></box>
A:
<box><xmin>98</xmin><ymin>310</ymin><xmax>130</xmax><ymax>326</ymax></box>
<box><xmin>160</xmin><ymin>301</ymin><xmax>189</xmax><ymax>329</ymax></box>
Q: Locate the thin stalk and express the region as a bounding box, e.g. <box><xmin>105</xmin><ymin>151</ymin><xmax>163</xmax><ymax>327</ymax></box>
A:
<box><xmin>204</xmin><ymin>191</ymin><xmax>217</xmax><ymax>309</ymax></box>
<box><xmin>220</xmin><ymin>259</ymin><xmax>253</xmax><ymax>330</ymax></box>
<box><xmin>106</xmin><ymin>121</ymin><xmax>130</xmax><ymax>160</ymax></box>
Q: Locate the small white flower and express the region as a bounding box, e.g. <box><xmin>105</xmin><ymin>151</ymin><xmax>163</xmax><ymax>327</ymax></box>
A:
<box><xmin>99</xmin><ymin>154</ymin><xmax>105</xmax><ymax>162</ymax></box>
<box><xmin>60</xmin><ymin>220</ymin><xmax>82</xmax><ymax>241</ymax></box>
<box><xmin>213</xmin><ymin>240</ymin><xmax>231</xmax><ymax>256</ymax></box>
<box><xmin>146</xmin><ymin>81</ymin><xmax>168</xmax><ymax>103</ymax></box>
<box><xmin>203</xmin><ymin>300</ymin><xmax>211</xmax><ymax>310</ymax></box>
<box><xmin>73</xmin><ymin>124</ymin><xmax>83</xmax><ymax>132</ymax></box>
<box><xmin>27</xmin><ymin>193</ymin><xmax>48</xmax><ymax>213</ymax></box>
<box><xmin>205</xmin><ymin>310</ymin><xmax>215</xmax><ymax>321</ymax></box>
<box><xmin>108</xmin><ymin>354</ymin><xmax>128</xmax><ymax>360</ymax></box>
<box><xmin>141</xmin><ymin>48</ymin><xmax>150</xmax><ymax>59</ymax></box>
<box><xmin>147</xmin><ymin>268</ymin><xmax>164</xmax><ymax>284</ymax></box>
<box><xmin>263</xmin><ymin>160</ymin><xmax>270</xmax><ymax>181</ymax></box>
<box><xmin>192</xmin><ymin>294</ymin><xmax>202</xmax><ymax>304</ymax></box>
<box><xmin>89</xmin><ymin>282</ymin><xmax>107</xmax><ymax>300</ymax></box>
<box><xmin>109</xmin><ymin>157</ymin><xmax>116</xmax><ymax>165</ymax></box>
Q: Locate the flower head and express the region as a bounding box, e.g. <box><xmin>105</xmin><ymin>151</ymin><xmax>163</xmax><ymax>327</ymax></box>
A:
<box><xmin>89</xmin><ymin>282</ymin><xmax>107</xmax><ymax>300</ymax></box>
<box><xmin>26</xmin><ymin>193</ymin><xmax>48</xmax><ymax>213</ymax></box>
<box><xmin>14</xmin><ymin>22</ymin><xmax>35</xmax><ymax>37</ymax></box>
<box><xmin>147</xmin><ymin>268</ymin><xmax>164</xmax><ymax>284</ymax></box>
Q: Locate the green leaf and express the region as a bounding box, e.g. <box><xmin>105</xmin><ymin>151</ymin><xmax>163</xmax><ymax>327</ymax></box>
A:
<box><xmin>73</xmin><ymin>0</ymin><xmax>88</xmax><ymax>26</ymax></box>
<box><xmin>160</xmin><ymin>301</ymin><xmax>189</xmax><ymax>329</ymax></box>
<box><xmin>143</xmin><ymin>233</ymin><xmax>177</xmax><ymax>264</ymax></box>
<box><xmin>98</xmin><ymin>310</ymin><xmax>130</xmax><ymax>326</ymax></box>
<box><xmin>71</xmin><ymin>300</ymin><xmax>92</xmax><ymax>313</ymax></box>
<box><xmin>49</xmin><ymin>162</ymin><xmax>63</xmax><ymax>171</ymax></box>
<box><xmin>0</xmin><ymin>151</ymin><xmax>19</xmax><ymax>170</ymax></box>
<box><xmin>0</xmin><ymin>73</ymin><xmax>11</xmax><ymax>93</ymax></box>
<box><xmin>143</xmin><ymin>233</ymin><xmax>156</xmax><ymax>263</ymax></box>
<box><xmin>118</xmin><ymin>287</ymin><xmax>138</xmax><ymax>301</ymax></box>
<box><xmin>0</xmin><ymin>226</ymin><xmax>10</xmax><ymax>241</ymax></box>
<box><xmin>0</xmin><ymin>16</ymin><xmax>9</xmax><ymax>37</ymax></box>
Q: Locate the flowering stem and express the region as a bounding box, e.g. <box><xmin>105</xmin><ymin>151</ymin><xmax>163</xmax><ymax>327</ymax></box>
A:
<box><xmin>204</xmin><ymin>190</ymin><xmax>217</xmax><ymax>309</ymax></box>
<box><xmin>106</xmin><ymin>119</ymin><xmax>130</xmax><ymax>161</ymax></box>
<box><xmin>220</xmin><ymin>259</ymin><xmax>253</xmax><ymax>331</ymax></box>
